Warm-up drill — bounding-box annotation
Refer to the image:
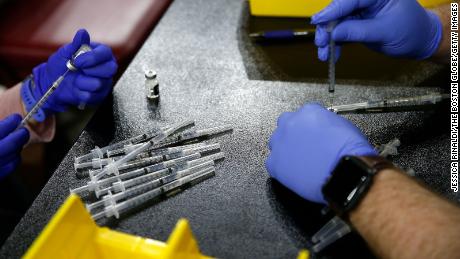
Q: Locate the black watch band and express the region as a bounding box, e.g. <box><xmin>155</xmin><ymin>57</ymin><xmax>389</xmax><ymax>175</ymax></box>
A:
<box><xmin>322</xmin><ymin>155</ymin><xmax>395</xmax><ymax>217</ymax></box>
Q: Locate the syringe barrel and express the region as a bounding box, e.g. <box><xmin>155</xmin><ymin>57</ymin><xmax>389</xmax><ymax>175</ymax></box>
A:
<box><xmin>187</xmin><ymin>152</ymin><xmax>224</xmax><ymax>167</ymax></box>
<box><xmin>312</xmin><ymin>223</ymin><xmax>352</xmax><ymax>253</ymax></box>
<box><xmin>114</xmin><ymin>167</ymin><xmax>215</xmax><ymax>217</ymax></box>
<box><xmin>95</xmin><ymin>152</ymin><xmax>200</xmax><ymax>188</ymax></box>
<box><xmin>191</xmin><ymin>143</ymin><xmax>221</xmax><ymax>154</ymax></box>
<box><xmin>312</xmin><ymin>216</ymin><xmax>346</xmax><ymax>243</ymax></box>
<box><xmin>118</xmin><ymin>155</ymin><xmax>163</xmax><ymax>171</ymax></box>
<box><xmin>116</xmin><ymin>168</ymin><xmax>172</xmax><ymax>191</ymax></box>
<box><xmin>197</xmin><ymin>125</ymin><xmax>233</xmax><ymax>137</ymax></box>
<box><xmin>103</xmin><ymin>120</ymin><xmax>194</xmax><ymax>172</ymax></box>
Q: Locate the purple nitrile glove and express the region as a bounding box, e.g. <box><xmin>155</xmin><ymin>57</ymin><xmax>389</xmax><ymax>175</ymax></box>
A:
<box><xmin>23</xmin><ymin>29</ymin><xmax>118</xmax><ymax>118</ymax></box>
<box><xmin>0</xmin><ymin>114</ymin><xmax>30</xmax><ymax>179</ymax></box>
<box><xmin>266</xmin><ymin>103</ymin><xmax>377</xmax><ymax>204</ymax></box>
<box><xmin>312</xmin><ymin>0</ymin><xmax>442</xmax><ymax>62</ymax></box>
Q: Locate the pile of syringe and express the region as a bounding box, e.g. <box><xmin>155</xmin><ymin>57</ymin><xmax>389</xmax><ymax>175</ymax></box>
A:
<box><xmin>70</xmin><ymin>120</ymin><xmax>232</xmax><ymax>221</ymax></box>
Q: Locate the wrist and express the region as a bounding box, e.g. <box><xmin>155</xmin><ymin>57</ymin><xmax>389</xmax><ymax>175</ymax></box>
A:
<box><xmin>322</xmin><ymin>155</ymin><xmax>395</xmax><ymax>218</ymax></box>
<box><xmin>20</xmin><ymin>76</ymin><xmax>47</xmax><ymax>123</ymax></box>
<box><xmin>349</xmin><ymin>168</ymin><xmax>398</xmax><ymax>224</ymax></box>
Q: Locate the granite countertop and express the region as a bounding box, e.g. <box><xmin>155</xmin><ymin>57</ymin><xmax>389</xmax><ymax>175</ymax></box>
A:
<box><xmin>1</xmin><ymin>0</ymin><xmax>456</xmax><ymax>258</ymax></box>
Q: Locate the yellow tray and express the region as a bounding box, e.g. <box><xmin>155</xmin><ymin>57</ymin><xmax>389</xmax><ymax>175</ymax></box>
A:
<box><xmin>23</xmin><ymin>194</ymin><xmax>211</xmax><ymax>259</ymax></box>
<box><xmin>23</xmin><ymin>194</ymin><xmax>310</xmax><ymax>259</ymax></box>
<box><xmin>249</xmin><ymin>0</ymin><xmax>451</xmax><ymax>18</ymax></box>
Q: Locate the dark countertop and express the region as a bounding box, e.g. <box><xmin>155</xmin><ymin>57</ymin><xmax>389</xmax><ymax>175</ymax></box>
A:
<box><xmin>1</xmin><ymin>0</ymin><xmax>457</xmax><ymax>258</ymax></box>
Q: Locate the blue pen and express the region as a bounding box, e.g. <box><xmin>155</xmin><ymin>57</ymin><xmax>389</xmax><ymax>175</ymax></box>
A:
<box><xmin>249</xmin><ymin>29</ymin><xmax>315</xmax><ymax>40</ymax></box>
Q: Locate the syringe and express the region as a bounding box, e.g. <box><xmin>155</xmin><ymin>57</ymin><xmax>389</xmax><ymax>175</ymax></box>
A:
<box><xmin>312</xmin><ymin>219</ymin><xmax>351</xmax><ymax>253</ymax></box>
<box><xmin>70</xmin><ymin>153</ymin><xmax>201</xmax><ymax>195</ymax></box>
<box><xmin>74</xmin><ymin>127</ymin><xmax>169</xmax><ymax>163</ymax></box>
<box><xmin>76</xmin><ymin>143</ymin><xmax>219</xmax><ymax>179</ymax></box>
<box><xmin>92</xmin><ymin>166</ymin><xmax>216</xmax><ymax>220</ymax></box>
<box><xmin>327</xmin><ymin>21</ymin><xmax>338</xmax><ymax>107</ymax></box>
<box><xmin>111</xmin><ymin>160</ymin><xmax>214</xmax><ymax>194</ymax></box>
<box><xmin>329</xmin><ymin>93</ymin><xmax>449</xmax><ymax>114</ymax></box>
<box><xmin>311</xmin><ymin>216</ymin><xmax>346</xmax><ymax>243</ymax></box>
<box><xmin>106</xmin><ymin>125</ymin><xmax>232</xmax><ymax>158</ymax></box>
<box><xmin>86</xmin><ymin>160</ymin><xmax>214</xmax><ymax>212</ymax></box>
<box><xmin>377</xmin><ymin>138</ymin><xmax>401</xmax><ymax>158</ymax></box>
<box><xmin>19</xmin><ymin>45</ymin><xmax>92</xmax><ymax>128</ymax></box>
<box><xmin>135</xmin><ymin>143</ymin><xmax>212</xmax><ymax>160</ymax></box>
<box><xmin>74</xmin><ymin>142</ymin><xmax>205</xmax><ymax>171</ymax></box>
<box><xmin>92</xmin><ymin>120</ymin><xmax>195</xmax><ymax>180</ymax></box>
<box><xmin>88</xmin><ymin>150</ymin><xmax>221</xmax><ymax>197</ymax></box>
<box><xmin>90</xmin><ymin>152</ymin><xmax>223</xmax><ymax>197</ymax></box>
<box><xmin>94</xmin><ymin>152</ymin><xmax>225</xmax><ymax>198</ymax></box>
<box><xmin>74</xmin><ymin>143</ymin><xmax>220</xmax><ymax>171</ymax></box>
<box><xmin>88</xmin><ymin>153</ymin><xmax>197</xmax><ymax>179</ymax></box>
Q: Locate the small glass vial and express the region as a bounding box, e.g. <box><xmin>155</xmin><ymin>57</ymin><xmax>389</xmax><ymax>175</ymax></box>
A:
<box><xmin>145</xmin><ymin>70</ymin><xmax>159</xmax><ymax>103</ymax></box>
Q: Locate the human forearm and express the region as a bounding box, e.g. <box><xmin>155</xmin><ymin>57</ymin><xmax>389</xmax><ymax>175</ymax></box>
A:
<box><xmin>349</xmin><ymin>167</ymin><xmax>460</xmax><ymax>259</ymax></box>
<box><xmin>431</xmin><ymin>4</ymin><xmax>453</xmax><ymax>62</ymax></box>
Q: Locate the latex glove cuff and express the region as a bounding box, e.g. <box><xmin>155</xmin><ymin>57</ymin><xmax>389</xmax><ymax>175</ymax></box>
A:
<box><xmin>20</xmin><ymin>75</ymin><xmax>46</xmax><ymax>123</ymax></box>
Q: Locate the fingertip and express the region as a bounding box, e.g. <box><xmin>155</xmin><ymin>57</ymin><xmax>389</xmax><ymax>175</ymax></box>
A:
<box><xmin>75</xmin><ymin>45</ymin><xmax>116</xmax><ymax>70</ymax></box>
<box><xmin>310</xmin><ymin>1</ymin><xmax>334</xmax><ymax>24</ymax></box>
<box><xmin>7</xmin><ymin>114</ymin><xmax>22</xmax><ymax>125</ymax></box>
<box><xmin>331</xmin><ymin>27</ymin><xmax>343</xmax><ymax>42</ymax></box>
<box><xmin>64</xmin><ymin>29</ymin><xmax>91</xmax><ymax>58</ymax></box>
<box><xmin>8</xmin><ymin>127</ymin><xmax>30</xmax><ymax>146</ymax></box>
<box><xmin>110</xmin><ymin>61</ymin><xmax>118</xmax><ymax>75</ymax></box>
<box><xmin>19</xmin><ymin>127</ymin><xmax>30</xmax><ymax>142</ymax></box>
<box><xmin>311</xmin><ymin>12</ymin><xmax>325</xmax><ymax>24</ymax></box>
<box><xmin>314</xmin><ymin>25</ymin><xmax>329</xmax><ymax>47</ymax></box>
<box><xmin>102</xmin><ymin>60</ymin><xmax>118</xmax><ymax>77</ymax></box>
<box><xmin>0</xmin><ymin>114</ymin><xmax>22</xmax><ymax>138</ymax></box>
<box><xmin>318</xmin><ymin>47</ymin><xmax>328</xmax><ymax>61</ymax></box>
<box><xmin>74</xmin><ymin>29</ymin><xmax>90</xmax><ymax>45</ymax></box>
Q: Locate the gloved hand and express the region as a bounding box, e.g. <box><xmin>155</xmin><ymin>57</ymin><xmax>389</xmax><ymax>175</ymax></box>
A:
<box><xmin>0</xmin><ymin>115</ymin><xmax>30</xmax><ymax>179</ymax></box>
<box><xmin>23</xmin><ymin>29</ymin><xmax>118</xmax><ymax>118</ymax></box>
<box><xmin>265</xmin><ymin>103</ymin><xmax>377</xmax><ymax>204</ymax></box>
<box><xmin>311</xmin><ymin>0</ymin><xmax>442</xmax><ymax>62</ymax></box>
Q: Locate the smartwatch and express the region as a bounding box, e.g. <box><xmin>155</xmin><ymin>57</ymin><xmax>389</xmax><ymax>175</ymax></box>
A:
<box><xmin>322</xmin><ymin>155</ymin><xmax>395</xmax><ymax>217</ymax></box>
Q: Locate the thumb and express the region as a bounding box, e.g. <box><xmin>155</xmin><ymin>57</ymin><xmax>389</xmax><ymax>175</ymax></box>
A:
<box><xmin>0</xmin><ymin>114</ymin><xmax>22</xmax><ymax>139</ymax></box>
<box><xmin>332</xmin><ymin>19</ymin><xmax>384</xmax><ymax>43</ymax></box>
<box><xmin>60</xmin><ymin>29</ymin><xmax>91</xmax><ymax>59</ymax></box>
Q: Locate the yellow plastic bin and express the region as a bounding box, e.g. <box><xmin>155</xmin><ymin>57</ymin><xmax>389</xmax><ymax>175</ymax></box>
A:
<box><xmin>23</xmin><ymin>194</ymin><xmax>310</xmax><ymax>259</ymax></box>
<box><xmin>248</xmin><ymin>0</ymin><xmax>451</xmax><ymax>18</ymax></box>
<box><xmin>23</xmin><ymin>194</ymin><xmax>211</xmax><ymax>259</ymax></box>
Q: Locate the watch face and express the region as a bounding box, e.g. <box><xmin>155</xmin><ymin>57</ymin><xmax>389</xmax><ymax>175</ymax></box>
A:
<box><xmin>322</xmin><ymin>156</ymin><xmax>372</xmax><ymax>211</ymax></box>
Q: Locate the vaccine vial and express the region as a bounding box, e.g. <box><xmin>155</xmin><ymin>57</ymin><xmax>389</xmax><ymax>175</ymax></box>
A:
<box><xmin>145</xmin><ymin>70</ymin><xmax>159</xmax><ymax>103</ymax></box>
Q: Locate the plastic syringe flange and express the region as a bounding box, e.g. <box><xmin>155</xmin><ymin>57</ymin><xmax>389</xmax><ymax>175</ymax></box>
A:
<box><xmin>103</xmin><ymin>191</ymin><xmax>120</xmax><ymax>219</ymax></box>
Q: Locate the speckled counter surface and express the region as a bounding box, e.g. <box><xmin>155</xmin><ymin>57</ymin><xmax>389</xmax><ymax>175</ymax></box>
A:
<box><xmin>1</xmin><ymin>0</ymin><xmax>457</xmax><ymax>258</ymax></box>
